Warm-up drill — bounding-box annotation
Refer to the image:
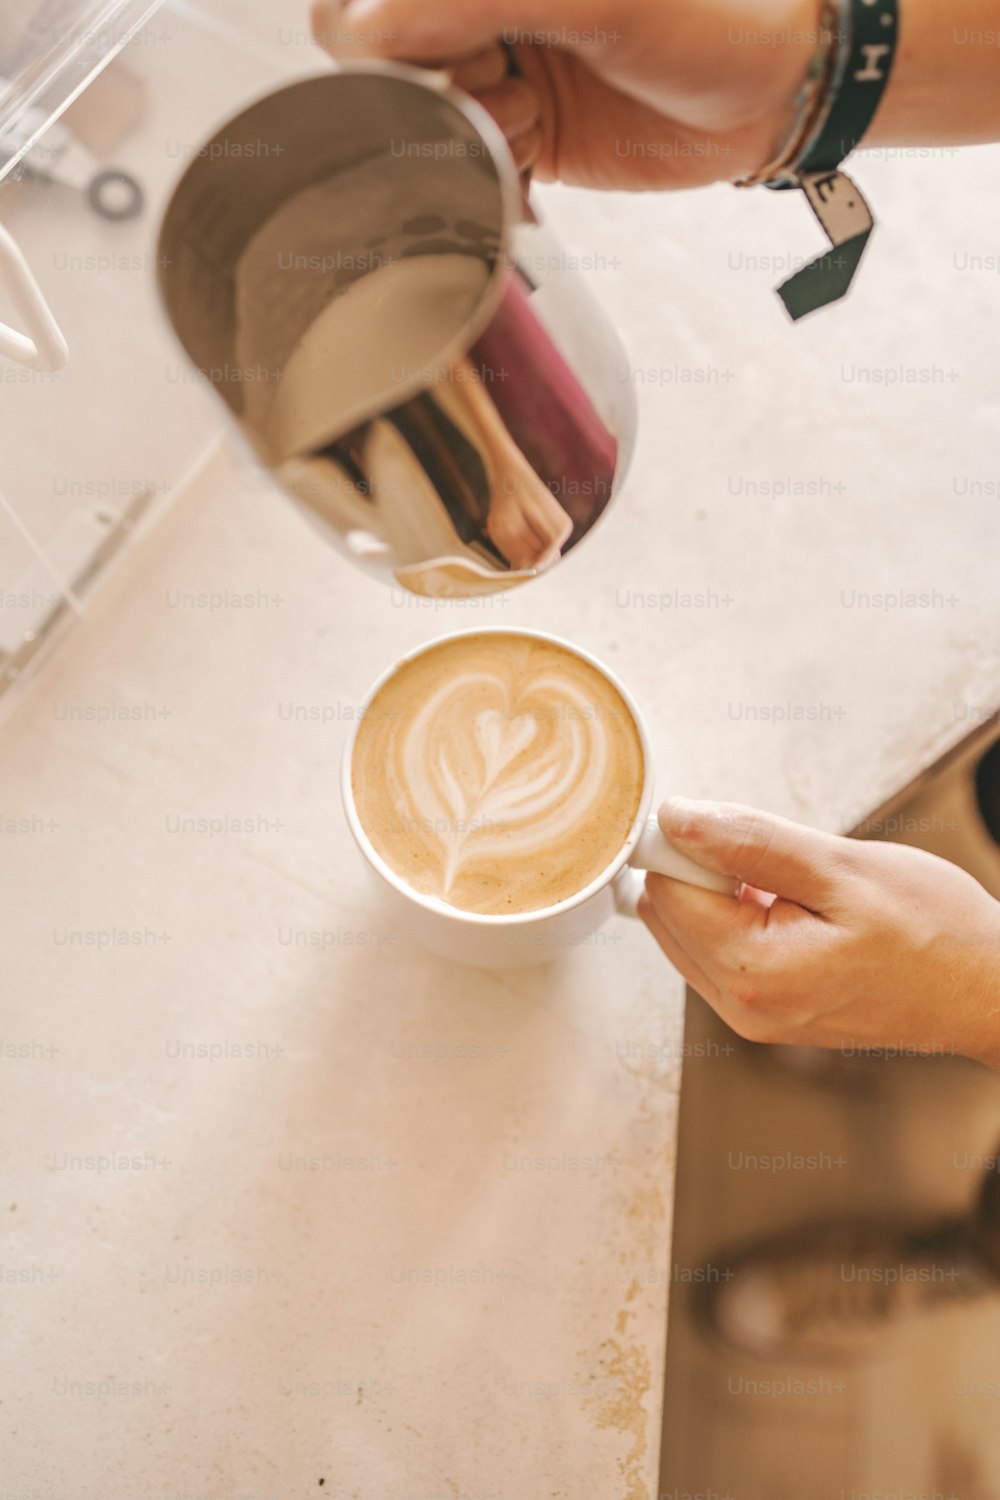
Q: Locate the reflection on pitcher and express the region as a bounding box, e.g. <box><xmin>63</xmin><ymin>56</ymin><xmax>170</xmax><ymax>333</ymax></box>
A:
<box><xmin>276</xmin><ymin>273</ymin><xmax>618</xmax><ymax>597</ymax></box>
<box><xmin>158</xmin><ymin>66</ymin><xmax>636</xmax><ymax>599</ymax></box>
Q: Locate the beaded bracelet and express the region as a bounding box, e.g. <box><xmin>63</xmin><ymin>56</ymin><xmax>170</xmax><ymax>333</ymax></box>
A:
<box><xmin>737</xmin><ymin>0</ymin><xmax>847</xmax><ymax>190</ymax></box>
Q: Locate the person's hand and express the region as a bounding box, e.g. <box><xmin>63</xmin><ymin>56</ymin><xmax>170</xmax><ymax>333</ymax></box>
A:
<box><xmin>640</xmin><ymin>799</ymin><xmax>1000</xmax><ymax>1067</ymax></box>
<box><xmin>486</xmin><ymin>475</ymin><xmax>572</xmax><ymax>571</ymax></box>
<box><xmin>310</xmin><ymin>0</ymin><xmax>823</xmax><ymax>190</ymax></box>
<box><xmin>443</xmin><ymin>360</ymin><xmax>574</xmax><ymax>570</ymax></box>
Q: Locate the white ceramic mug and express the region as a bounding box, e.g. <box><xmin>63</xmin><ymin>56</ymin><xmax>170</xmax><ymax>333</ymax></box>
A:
<box><xmin>342</xmin><ymin>628</ymin><xmax>736</xmax><ymax>967</ymax></box>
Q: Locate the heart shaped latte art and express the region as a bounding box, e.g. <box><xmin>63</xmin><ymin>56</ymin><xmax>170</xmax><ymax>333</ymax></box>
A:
<box><xmin>353</xmin><ymin>636</ymin><xmax>646</xmax><ymax>916</ymax></box>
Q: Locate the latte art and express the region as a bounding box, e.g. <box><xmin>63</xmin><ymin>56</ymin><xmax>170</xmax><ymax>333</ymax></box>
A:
<box><xmin>352</xmin><ymin>635</ymin><xmax>645</xmax><ymax>915</ymax></box>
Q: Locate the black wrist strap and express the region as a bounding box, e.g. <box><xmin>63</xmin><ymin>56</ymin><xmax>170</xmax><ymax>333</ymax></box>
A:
<box><xmin>798</xmin><ymin>0</ymin><xmax>900</xmax><ymax>176</ymax></box>
<box><xmin>770</xmin><ymin>0</ymin><xmax>900</xmax><ymax>320</ymax></box>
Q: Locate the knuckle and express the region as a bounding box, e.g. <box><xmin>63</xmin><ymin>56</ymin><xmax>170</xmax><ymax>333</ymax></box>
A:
<box><xmin>718</xmin><ymin>809</ymin><xmax>777</xmax><ymax>887</ymax></box>
<box><xmin>721</xmin><ymin>1004</ymin><xmax>782</xmax><ymax>1047</ymax></box>
<box><xmin>807</xmin><ymin>841</ymin><xmax>864</xmax><ymax>911</ymax></box>
<box><xmin>818</xmin><ymin>837</ymin><xmax>859</xmax><ymax>882</ymax></box>
<box><xmin>724</xmin><ymin>958</ymin><xmax>787</xmax><ymax>1018</ymax></box>
<box><xmin>726</xmin><ymin>974</ymin><xmax>769</xmax><ymax>1015</ymax></box>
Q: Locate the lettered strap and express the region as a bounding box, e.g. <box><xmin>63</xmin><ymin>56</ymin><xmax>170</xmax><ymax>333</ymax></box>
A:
<box><xmin>777</xmin><ymin>169</ymin><xmax>874</xmax><ymax>320</ymax></box>
<box><xmin>797</xmin><ymin>0</ymin><xmax>900</xmax><ymax>179</ymax></box>
<box><xmin>772</xmin><ymin>0</ymin><xmax>899</xmax><ymax>320</ymax></box>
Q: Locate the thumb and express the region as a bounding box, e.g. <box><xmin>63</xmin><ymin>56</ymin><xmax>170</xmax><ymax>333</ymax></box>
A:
<box><xmin>312</xmin><ymin>0</ymin><xmax>620</xmax><ymax>60</ymax></box>
<box><xmin>658</xmin><ymin>799</ymin><xmax>845</xmax><ymax>911</ymax></box>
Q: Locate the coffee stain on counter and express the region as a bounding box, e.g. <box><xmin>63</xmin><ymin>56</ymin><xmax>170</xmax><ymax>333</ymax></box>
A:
<box><xmin>628</xmin><ymin>1182</ymin><xmax>668</xmax><ymax>1262</ymax></box>
<box><xmin>587</xmin><ymin>1334</ymin><xmax>653</xmax><ymax>1500</ymax></box>
<box><xmin>581</xmin><ymin>1185</ymin><xmax>667</xmax><ymax>1500</ymax></box>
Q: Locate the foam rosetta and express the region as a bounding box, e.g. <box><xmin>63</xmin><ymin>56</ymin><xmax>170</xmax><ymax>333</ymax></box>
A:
<box><xmin>352</xmin><ymin>635</ymin><xmax>645</xmax><ymax>915</ymax></box>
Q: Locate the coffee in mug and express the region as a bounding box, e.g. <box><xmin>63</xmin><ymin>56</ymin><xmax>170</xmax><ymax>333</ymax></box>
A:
<box><xmin>351</xmin><ymin>632</ymin><xmax>645</xmax><ymax>916</ymax></box>
<box><xmin>344</xmin><ymin>629</ymin><xmax>735</xmax><ymax>968</ymax></box>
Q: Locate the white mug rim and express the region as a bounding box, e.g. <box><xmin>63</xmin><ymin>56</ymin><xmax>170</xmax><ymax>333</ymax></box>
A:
<box><xmin>341</xmin><ymin>626</ymin><xmax>655</xmax><ymax>928</ymax></box>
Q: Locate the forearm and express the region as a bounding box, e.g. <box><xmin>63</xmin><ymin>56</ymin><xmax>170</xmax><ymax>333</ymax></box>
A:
<box><xmin>865</xmin><ymin>0</ymin><xmax>1000</xmax><ymax>146</ymax></box>
<box><xmin>641</xmin><ymin>0</ymin><xmax>1000</xmax><ymax>176</ymax></box>
<box><xmin>968</xmin><ymin>919</ymin><xmax>1000</xmax><ymax>1072</ymax></box>
<box><xmin>314</xmin><ymin>0</ymin><xmax>1000</xmax><ymax>188</ymax></box>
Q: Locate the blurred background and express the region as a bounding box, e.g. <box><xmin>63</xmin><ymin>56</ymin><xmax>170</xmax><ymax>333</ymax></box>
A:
<box><xmin>1</xmin><ymin>2</ymin><xmax>998</xmax><ymax>1496</ymax></box>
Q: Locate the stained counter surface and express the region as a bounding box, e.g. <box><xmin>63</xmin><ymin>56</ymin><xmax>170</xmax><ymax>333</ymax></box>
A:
<box><xmin>2</xmin><ymin>133</ymin><xmax>1000</xmax><ymax>1499</ymax></box>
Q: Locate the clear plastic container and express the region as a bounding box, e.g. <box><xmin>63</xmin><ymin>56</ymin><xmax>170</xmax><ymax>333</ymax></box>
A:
<box><xmin>0</xmin><ymin>0</ymin><xmax>322</xmax><ymax>695</ymax></box>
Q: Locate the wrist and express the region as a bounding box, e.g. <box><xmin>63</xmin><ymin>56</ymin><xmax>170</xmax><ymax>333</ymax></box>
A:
<box><xmin>739</xmin><ymin>0</ymin><xmax>832</xmax><ymax>169</ymax></box>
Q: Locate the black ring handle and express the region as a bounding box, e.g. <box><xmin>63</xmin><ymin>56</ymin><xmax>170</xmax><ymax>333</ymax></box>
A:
<box><xmin>86</xmin><ymin>168</ymin><xmax>144</xmax><ymax>222</ymax></box>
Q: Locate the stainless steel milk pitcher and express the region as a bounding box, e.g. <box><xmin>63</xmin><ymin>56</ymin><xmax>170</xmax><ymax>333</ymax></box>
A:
<box><xmin>158</xmin><ymin>63</ymin><xmax>637</xmax><ymax>599</ymax></box>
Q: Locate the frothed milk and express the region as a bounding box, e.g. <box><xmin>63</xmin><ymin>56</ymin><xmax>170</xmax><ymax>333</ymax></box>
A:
<box><xmin>352</xmin><ymin>634</ymin><xmax>645</xmax><ymax>916</ymax></box>
<box><xmin>232</xmin><ymin>158</ymin><xmax>498</xmax><ymax>462</ymax></box>
<box><xmin>253</xmin><ymin>255</ymin><xmax>491</xmax><ymax>460</ymax></box>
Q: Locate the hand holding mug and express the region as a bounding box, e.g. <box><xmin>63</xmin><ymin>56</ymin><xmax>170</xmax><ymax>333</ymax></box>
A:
<box><xmin>642</xmin><ymin>799</ymin><xmax>1000</xmax><ymax>1067</ymax></box>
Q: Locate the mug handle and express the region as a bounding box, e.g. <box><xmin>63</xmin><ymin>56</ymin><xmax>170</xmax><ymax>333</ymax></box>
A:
<box><xmin>614</xmin><ymin>817</ymin><xmax>738</xmax><ymax>919</ymax></box>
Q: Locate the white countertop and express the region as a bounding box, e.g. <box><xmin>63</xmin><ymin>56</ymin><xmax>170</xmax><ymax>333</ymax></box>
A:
<box><xmin>2</xmin><ymin>50</ymin><xmax>1000</xmax><ymax>1498</ymax></box>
